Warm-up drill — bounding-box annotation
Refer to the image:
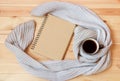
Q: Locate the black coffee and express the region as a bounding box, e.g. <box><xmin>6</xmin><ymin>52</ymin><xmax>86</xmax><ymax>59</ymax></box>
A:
<box><xmin>82</xmin><ymin>40</ymin><xmax>97</xmax><ymax>54</ymax></box>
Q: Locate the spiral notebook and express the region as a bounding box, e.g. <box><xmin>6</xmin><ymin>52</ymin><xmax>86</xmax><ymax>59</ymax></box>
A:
<box><xmin>29</xmin><ymin>15</ymin><xmax>75</xmax><ymax>60</ymax></box>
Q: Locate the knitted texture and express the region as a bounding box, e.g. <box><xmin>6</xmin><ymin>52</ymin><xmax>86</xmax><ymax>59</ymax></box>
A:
<box><xmin>5</xmin><ymin>1</ymin><xmax>112</xmax><ymax>81</ymax></box>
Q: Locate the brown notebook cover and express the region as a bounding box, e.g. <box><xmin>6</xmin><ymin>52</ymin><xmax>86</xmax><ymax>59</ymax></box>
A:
<box><xmin>29</xmin><ymin>15</ymin><xmax>75</xmax><ymax>60</ymax></box>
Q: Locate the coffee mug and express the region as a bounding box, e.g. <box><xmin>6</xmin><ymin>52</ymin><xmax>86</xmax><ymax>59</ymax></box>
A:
<box><xmin>82</xmin><ymin>38</ymin><xmax>104</xmax><ymax>54</ymax></box>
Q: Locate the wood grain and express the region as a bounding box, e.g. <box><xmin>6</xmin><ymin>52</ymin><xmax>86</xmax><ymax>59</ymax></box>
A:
<box><xmin>0</xmin><ymin>0</ymin><xmax>120</xmax><ymax>81</ymax></box>
<box><xmin>0</xmin><ymin>0</ymin><xmax>119</xmax><ymax>4</ymax></box>
<box><xmin>0</xmin><ymin>6</ymin><xmax>120</xmax><ymax>16</ymax></box>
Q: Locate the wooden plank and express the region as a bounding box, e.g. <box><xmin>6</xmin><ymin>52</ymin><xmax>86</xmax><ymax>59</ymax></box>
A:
<box><xmin>0</xmin><ymin>0</ymin><xmax>119</xmax><ymax>4</ymax></box>
<box><xmin>0</xmin><ymin>6</ymin><xmax>31</xmax><ymax>16</ymax></box>
<box><xmin>0</xmin><ymin>0</ymin><xmax>53</xmax><ymax>4</ymax></box>
<box><xmin>83</xmin><ymin>4</ymin><xmax>120</xmax><ymax>8</ymax></box>
<box><xmin>94</xmin><ymin>8</ymin><xmax>120</xmax><ymax>15</ymax></box>
<box><xmin>0</xmin><ymin>17</ymin><xmax>43</xmax><ymax>30</ymax></box>
<box><xmin>1</xmin><ymin>3</ymin><xmax>120</xmax><ymax>8</ymax></box>
<box><xmin>0</xmin><ymin>30</ymin><xmax>12</xmax><ymax>35</ymax></box>
<box><xmin>0</xmin><ymin>74</ymin><xmax>47</xmax><ymax>81</ymax></box>
<box><xmin>0</xmin><ymin>6</ymin><xmax>120</xmax><ymax>16</ymax></box>
<box><xmin>61</xmin><ymin>0</ymin><xmax>120</xmax><ymax>4</ymax></box>
<box><xmin>0</xmin><ymin>35</ymin><xmax>7</xmax><ymax>43</ymax></box>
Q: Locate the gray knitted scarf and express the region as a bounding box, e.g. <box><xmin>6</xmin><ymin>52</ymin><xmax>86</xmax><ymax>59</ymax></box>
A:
<box><xmin>5</xmin><ymin>1</ymin><xmax>112</xmax><ymax>81</ymax></box>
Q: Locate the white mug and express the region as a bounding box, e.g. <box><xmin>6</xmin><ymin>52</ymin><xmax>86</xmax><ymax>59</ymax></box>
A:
<box><xmin>82</xmin><ymin>38</ymin><xmax>103</xmax><ymax>54</ymax></box>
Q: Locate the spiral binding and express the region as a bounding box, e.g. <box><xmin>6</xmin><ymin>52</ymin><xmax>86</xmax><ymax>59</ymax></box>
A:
<box><xmin>31</xmin><ymin>15</ymin><xmax>48</xmax><ymax>50</ymax></box>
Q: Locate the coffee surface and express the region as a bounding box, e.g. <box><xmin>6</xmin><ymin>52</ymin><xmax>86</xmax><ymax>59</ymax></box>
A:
<box><xmin>82</xmin><ymin>40</ymin><xmax>97</xmax><ymax>54</ymax></box>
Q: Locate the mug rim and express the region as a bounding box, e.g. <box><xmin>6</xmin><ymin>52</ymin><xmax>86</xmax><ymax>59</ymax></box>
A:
<box><xmin>82</xmin><ymin>38</ymin><xmax>99</xmax><ymax>54</ymax></box>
